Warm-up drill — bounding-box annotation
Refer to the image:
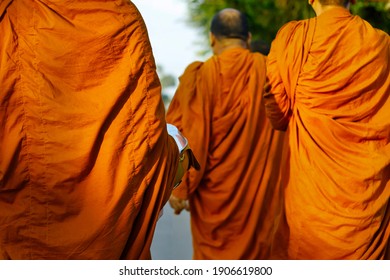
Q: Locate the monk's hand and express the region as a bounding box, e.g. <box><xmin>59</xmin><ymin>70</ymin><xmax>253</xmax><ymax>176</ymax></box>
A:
<box><xmin>264</xmin><ymin>76</ymin><xmax>271</xmax><ymax>94</ymax></box>
<box><xmin>169</xmin><ymin>195</ymin><xmax>189</xmax><ymax>215</ymax></box>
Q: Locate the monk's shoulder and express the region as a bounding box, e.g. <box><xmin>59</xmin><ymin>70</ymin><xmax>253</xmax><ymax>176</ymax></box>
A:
<box><xmin>275</xmin><ymin>19</ymin><xmax>309</xmax><ymax>44</ymax></box>
<box><xmin>352</xmin><ymin>16</ymin><xmax>390</xmax><ymax>54</ymax></box>
<box><xmin>372</xmin><ymin>26</ymin><xmax>390</xmax><ymax>46</ymax></box>
<box><xmin>354</xmin><ymin>15</ymin><xmax>389</xmax><ymax>40</ymax></box>
<box><xmin>251</xmin><ymin>51</ymin><xmax>266</xmax><ymax>63</ymax></box>
<box><xmin>178</xmin><ymin>61</ymin><xmax>203</xmax><ymax>80</ymax></box>
<box><xmin>183</xmin><ymin>61</ymin><xmax>204</xmax><ymax>75</ymax></box>
<box><xmin>178</xmin><ymin>61</ymin><xmax>204</xmax><ymax>85</ymax></box>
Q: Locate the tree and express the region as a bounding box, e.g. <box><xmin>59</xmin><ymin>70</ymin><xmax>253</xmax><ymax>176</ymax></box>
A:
<box><xmin>185</xmin><ymin>0</ymin><xmax>389</xmax><ymax>48</ymax></box>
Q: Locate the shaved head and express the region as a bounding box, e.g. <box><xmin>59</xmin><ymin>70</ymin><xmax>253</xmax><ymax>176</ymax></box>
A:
<box><xmin>210</xmin><ymin>8</ymin><xmax>249</xmax><ymax>41</ymax></box>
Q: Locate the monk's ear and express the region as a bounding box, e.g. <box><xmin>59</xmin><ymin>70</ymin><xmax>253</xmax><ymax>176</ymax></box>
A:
<box><xmin>209</xmin><ymin>32</ymin><xmax>216</xmax><ymax>47</ymax></box>
<box><xmin>308</xmin><ymin>0</ymin><xmax>314</xmax><ymax>5</ymax></box>
<box><xmin>246</xmin><ymin>32</ymin><xmax>252</xmax><ymax>48</ymax></box>
<box><xmin>345</xmin><ymin>0</ymin><xmax>356</xmax><ymax>9</ymax></box>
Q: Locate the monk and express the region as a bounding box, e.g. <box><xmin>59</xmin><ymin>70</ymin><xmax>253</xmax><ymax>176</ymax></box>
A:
<box><xmin>0</xmin><ymin>0</ymin><xmax>198</xmax><ymax>259</ymax></box>
<box><xmin>167</xmin><ymin>8</ymin><xmax>285</xmax><ymax>259</ymax></box>
<box><xmin>264</xmin><ymin>0</ymin><xmax>390</xmax><ymax>259</ymax></box>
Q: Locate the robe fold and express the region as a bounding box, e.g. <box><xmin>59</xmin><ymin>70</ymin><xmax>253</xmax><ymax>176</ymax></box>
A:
<box><xmin>0</xmin><ymin>0</ymin><xmax>179</xmax><ymax>259</ymax></box>
<box><xmin>167</xmin><ymin>48</ymin><xmax>285</xmax><ymax>259</ymax></box>
<box><xmin>265</xmin><ymin>7</ymin><xmax>390</xmax><ymax>259</ymax></box>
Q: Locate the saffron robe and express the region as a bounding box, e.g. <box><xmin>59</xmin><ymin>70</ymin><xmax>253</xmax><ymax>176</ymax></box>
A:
<box><xmin>167</xmin><ymin>48</ymin><xmax>285</xmax><ymax>259</ymax></box>
<box><xmin>0</xmin><ymin>0</ymin><xmax>179</xmax><ymax>259</ymax></box>
<box><xmin>264</xmin><ymin>7</ymin><xmax>390</xmax><ymax>259</ymax></box>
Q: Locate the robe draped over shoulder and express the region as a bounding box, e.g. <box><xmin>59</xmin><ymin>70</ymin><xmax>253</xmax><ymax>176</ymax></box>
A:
<box><xmin>0</xmin><ymin>0</ymin><xmax>179</xmax><ymax>259</ymax></box>
<box><xmin>167</xmin><ymin>48</ymin><xmax>286</xmax><ymax>259</ymax></box>
<box><xmin>265</xmin><ymin>7</ymin><xmax>390</xmax><ymax>259</ymax></box>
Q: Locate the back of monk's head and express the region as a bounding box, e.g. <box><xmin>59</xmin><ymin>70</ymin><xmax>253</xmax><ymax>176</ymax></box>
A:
<box><xmin>210</xmin><ymin>8</ymin><xmax>249</xmax><ymax>41</ymax></box>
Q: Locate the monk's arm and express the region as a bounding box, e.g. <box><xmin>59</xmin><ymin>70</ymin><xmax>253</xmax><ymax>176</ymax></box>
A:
<box><xmin>167</xmin><ymin>124</ymin><xmax>200</xmax><ymax>189</ymax></box>
<box><xmin>166</xmin><ymin>62</ymin><xmax>207</xmax><ymax>204</ymax></box>
<box><xmin>263</xmin><ymin>41</ymin><xmax>291</xmax><ymax>131</ymax></box>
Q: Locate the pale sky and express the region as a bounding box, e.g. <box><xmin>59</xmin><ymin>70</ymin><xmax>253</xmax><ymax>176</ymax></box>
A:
<box><xmin>132</xmin><ymin>0</ymin><xmax>205</xmax><ymax>79</ymax></box>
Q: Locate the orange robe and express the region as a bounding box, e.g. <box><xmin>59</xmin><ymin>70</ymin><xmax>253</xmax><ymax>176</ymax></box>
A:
<box><xmin>166</xmin><ymin>48</ymin><xmax>285</xmax><ymax>259</ymax></box>
<box><xmin>0</xmin><ymin>0</ymin><xmax>179</xmax><ymax>259</ymax></box>
<box><xmin>265</xmin><ymin>7</ymin><xmax>390</xmax><ymax>259</ymax></box>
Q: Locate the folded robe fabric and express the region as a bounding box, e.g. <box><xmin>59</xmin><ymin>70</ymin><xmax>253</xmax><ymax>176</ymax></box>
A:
<box><xmin>0</xmin><ymin>0</ymin><xmax>179</xmax><ymax>259</ymax></box>
<box><xmin>167</xmin><ymin>48</ymin><xmax>286</xmax><ymax>259</ymax></box>
<box><xmin>265</xmin><ymin>7</ymin><xmax>390</xmax><ymax>259</ymax></box>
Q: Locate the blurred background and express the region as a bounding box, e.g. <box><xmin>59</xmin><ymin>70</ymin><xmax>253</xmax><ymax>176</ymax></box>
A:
<box><xmin>132</xmin><ymin>0</ymin><xmax>390</xmax><ymax>260</ymax></box>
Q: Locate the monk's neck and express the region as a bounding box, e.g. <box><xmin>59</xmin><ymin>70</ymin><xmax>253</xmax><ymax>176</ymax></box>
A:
<box><xmin>313</xmin><ymin>5</ymin><xmax>348</xmax><ymax>16</ymax></box>
<box><xmin>213</xmin><ymin>39</ymin><xmax>248</xmax><ymax>55</ymax></box>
